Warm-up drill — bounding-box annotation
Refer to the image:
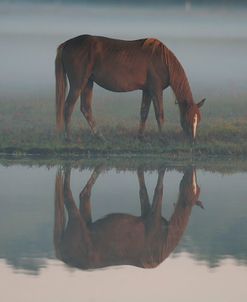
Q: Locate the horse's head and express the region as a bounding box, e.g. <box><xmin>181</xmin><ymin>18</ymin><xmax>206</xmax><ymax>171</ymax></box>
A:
<box><xmin>179</xmin><ymin>167</ymin><xmax>203</xmax><ymax>208</ymax></box>
<box><xmin>180</xmin><ymin>99</ymin><xmax>206</xmax><ymax>143</ymax></box>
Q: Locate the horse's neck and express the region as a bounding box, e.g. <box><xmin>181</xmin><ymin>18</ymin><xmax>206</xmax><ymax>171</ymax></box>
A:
<box><xmin>165</xmin><ymin>196</ymin><xmax>192</xmax><ymax>250</ymax></box>
<box><xmin>166</xmin><ymin>49</ymin><xmax>194</xmax><ymax>106</ymax></box>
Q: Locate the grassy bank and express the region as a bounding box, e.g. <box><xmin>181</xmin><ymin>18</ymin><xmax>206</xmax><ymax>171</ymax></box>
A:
<box><xmin>1</xmin><ymin>94</ymin><xmax>247</xmax><ymax>157</ymax></box>
<box><xmin>1</xmin><ymin>121</ymin><xmax>247</xmax><ymax>157</ymax></box>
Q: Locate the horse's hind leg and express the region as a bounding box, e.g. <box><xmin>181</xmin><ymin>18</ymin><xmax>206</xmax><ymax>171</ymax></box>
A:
<box><xmin>64</xmin><ymin>86</ymin><xmax>82</xmax><ymax>141</ymax></box>
<box><xmin>79</xmin><ymin>166</ymin><xmax>102</xmax><ymax>224</ymax></box>
<box><xmin>63</xmin><ymin>167</ymin><xmax>79</xmax><ymax>217</ymax></box>
<box><xmin>63</xmin><ymin>167</ymin><xmax>91</xmax><ymax>247</ymax></box>
<box><xmin>138</xmin><ymin>90</ymin><xmax>152</xmax><ymax>139</ymax></box>
<box><xmin>80</xmin><ymin>79</ymin><xmax>98</xmax><ymax>136</ymax></box>
<box><xmin>54</xmin><ymin>168</ymin><xmax>66</xmax><ymax>256</ymax></box>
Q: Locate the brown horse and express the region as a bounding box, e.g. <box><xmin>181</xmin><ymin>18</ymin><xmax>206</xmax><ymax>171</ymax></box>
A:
<box><xmin>54</xmin><ymin>166</ymin><xmax>203</xmax><ymax>269</ymax></box>
<box><xmin>55</xmin><ymin>35</ymin><xmax>205</xmax><ymax>141</ymax></box>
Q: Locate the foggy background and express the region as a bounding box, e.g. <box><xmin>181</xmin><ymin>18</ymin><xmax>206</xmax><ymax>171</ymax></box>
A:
<box><xmin>0</xmin><ymin>0</ymin><xmax>247</xmax><ymax>127</ymax></box>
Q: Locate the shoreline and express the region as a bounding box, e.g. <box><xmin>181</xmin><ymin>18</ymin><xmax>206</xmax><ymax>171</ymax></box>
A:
<box><xmin>0</xmin><ymin>141</ymin><xmax>246</xmax><ymax>157</ymax></box>
<box><xmin>1</xmin><ymin>147</ymin><xmax>247</xmax><ymax>174</ymax></box>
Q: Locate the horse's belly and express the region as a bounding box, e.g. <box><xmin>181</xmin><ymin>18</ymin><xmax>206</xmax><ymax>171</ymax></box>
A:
<box><xmin>93</xmin><ymin>67</ymin><xmax>146</xmax><ymax>92</ymax></box>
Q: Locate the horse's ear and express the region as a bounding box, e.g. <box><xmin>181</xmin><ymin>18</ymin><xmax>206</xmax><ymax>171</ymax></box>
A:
<box><xmin>197</xmin><ymin>98</ymin><xmax>206</xmax><ymax>108</ymax></box>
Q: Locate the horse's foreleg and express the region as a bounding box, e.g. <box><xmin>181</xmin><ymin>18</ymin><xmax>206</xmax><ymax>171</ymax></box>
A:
<box><xmin>138</xmin><ymin>90</ymin><xmax>152</xmax><ymax>139</ymax></box>
<box><xmin>64</xmin><ymin>87</ymin><xmax>81</xmax><ymax>141</ymax></box>
<box><xmin>137</xmin><ymin>167</ymin><xmax>151</xmax><ymax>218</ymax></box>
<box><xmin>152</xmin><ymin>90</ymin><xmax>164</xmax><ymax>134</ymax></box>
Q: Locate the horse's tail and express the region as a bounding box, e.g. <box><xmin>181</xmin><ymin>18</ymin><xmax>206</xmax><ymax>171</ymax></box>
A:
<box><xmin>55</xmin><ymin>43</ymin><xmax>67</xmax><ymax>132</ymax></box>
<box><xmin>54</xmin><ymin>168</ymin><xmax>65</xmax><ymax>259</ymax></box>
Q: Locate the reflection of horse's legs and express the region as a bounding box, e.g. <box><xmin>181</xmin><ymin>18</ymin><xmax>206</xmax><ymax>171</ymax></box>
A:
<box><xmin>63</xmin><ymin>167</ymin><xmax>81</xmax><ymax>218</ymax></box>
<box><xmin>137</xmin><ymin>167</ymin><xmax>151</xmax><ymax>217</ymax></box>
<box><xmin>54</xmin><ymin>168</ymin><xmax>66</xmax><ymax>255</ymax></box>
<box><xmin>149</xmin><ymin>168</ymin><xmax>165</xmax><ymax>226</ymax></box>
<box><xmin>64</xmin><ymin>86</ymin><xmax>81</xmax><ymax>141</ymax></box>
<box><xmin>63</xmin><ymin>167</ymin><xmax>91</xmax><ymax>245</ymax></box>
<box><xmin>152</xmin><ymin>89</ymin><xmax>164</xmax><ymax>135</ymax></box>
<box><xmin>138</xmin><ymin>90</ymin><xmax>152</xmax><ymax>139</ymax></box>
<box><xmin>79</xmin><ymin>166</ymin><xmax>102</xmax><ymax>224</ymax></box>
<box><xmin>80</xmin><ymin>79</ymin><xmax>98</xmax><ymax>136</ymax></box>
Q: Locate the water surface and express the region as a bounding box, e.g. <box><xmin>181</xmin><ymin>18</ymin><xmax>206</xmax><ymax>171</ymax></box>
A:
<box><xmin>1</xmin><ymin>4</ymin><xmax>247</xmax><ymax>300</ymax></box>
<box><xmin>0</xmin><ymin>161</ymin><xmax>246</xmax><ymax>301</ymax></box>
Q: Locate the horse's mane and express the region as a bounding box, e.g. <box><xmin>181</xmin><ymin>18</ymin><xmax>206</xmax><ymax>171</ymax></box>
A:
<box><xmin>143</xmin><ymin>38</ymin><xmax>194</xmax><ymax>105</ymax></box>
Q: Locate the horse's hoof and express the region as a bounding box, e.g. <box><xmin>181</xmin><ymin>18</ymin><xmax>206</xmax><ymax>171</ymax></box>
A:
<box><xmin>95</xmin><ymin>132</ymin><xmax>106</xmax><ymax>142</ymax></box>
<box><xmin>137</xmin><ymin>134</ymin><xmax>146</xmax><ymax>142</ymax></box>
<box><xmin>55</xmin><ymin>131</ymin><xmax>64</xmax><ymax>140</ymax></box>
<box><xmin>64</xmin><ymin>136</ymin><xmax>71</xmax><ymax>143</ymax></box>
<box><xmin>158</xmin><ymin>166</ymin><xmax>166</xmax><ymax>174</ymax></box>
<box><xmin>158</xmin><ymin>136</ymin><xmax>166</xmax><ymax>144</ymax></box>
<box><xmin>94</xmin><ymin>164</ymin><xmax>105</xmax><ymax>174</ymax></box>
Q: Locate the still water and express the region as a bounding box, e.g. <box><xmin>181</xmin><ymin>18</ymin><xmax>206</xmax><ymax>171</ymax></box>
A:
<box><xmin>0</xmin><ymin>161</ymin><xmax>246</xmax><ymax>301</ymax></box>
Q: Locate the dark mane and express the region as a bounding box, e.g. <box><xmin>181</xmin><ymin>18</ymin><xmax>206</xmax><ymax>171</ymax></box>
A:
<box><xmin>143</xmin><ymin>38</ymin><xmax>194</xmax><ymax>105</ymax></box>
<box><xmin>165</xmin><ymin>47</ymin><xmax>194</xmax><ymax>105</ymax></box>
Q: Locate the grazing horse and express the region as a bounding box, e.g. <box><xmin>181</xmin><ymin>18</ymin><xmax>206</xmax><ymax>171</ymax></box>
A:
<box><xmin>55</xmin><ymin>35</ymin><xmax>205</xmax><ymax>141</ymax></box>
<box><xmin>54</xmin><ymin>166</ymin><xmax>203</xmax><ymax>269</ymax></box>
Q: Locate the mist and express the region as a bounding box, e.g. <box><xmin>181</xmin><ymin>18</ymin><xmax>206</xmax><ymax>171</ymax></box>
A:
<box><xmin>0</xmin><ymin>1</ymin><xmax>247</xmax><ymax>109</ymax></box>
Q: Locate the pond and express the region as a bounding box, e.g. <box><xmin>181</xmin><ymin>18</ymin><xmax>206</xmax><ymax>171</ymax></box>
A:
<box><xmin>0</xmin><ymin>160</ymin><xmax>246</xmax><ymax>301</ymax></box>
<box><xmin>1</xmin><ymin>2</ymin><xmax>247</xmax><ymax>301</ymax></box>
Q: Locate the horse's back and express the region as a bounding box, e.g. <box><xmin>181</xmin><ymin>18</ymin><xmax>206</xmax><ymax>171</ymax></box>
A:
<box><xmin>62</xmin><ymin>34</ymin><xmax>145</xmax><ymax>47</ymax></box>
<box><xmin>60</xmin><ymin>35</ymin><xmax>145</xmax><ymax>54</ymax></box>
<box><xmin>60</xmin><ymin>35</ymin><xmax>168</xmax><ymax>92</ymax></box>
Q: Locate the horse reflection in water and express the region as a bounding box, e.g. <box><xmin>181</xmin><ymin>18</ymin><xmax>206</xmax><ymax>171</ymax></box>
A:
<box><xmin>54</xmin><ymin>167</ymin><xmax>203</xmax><ymax>269</ymax></box>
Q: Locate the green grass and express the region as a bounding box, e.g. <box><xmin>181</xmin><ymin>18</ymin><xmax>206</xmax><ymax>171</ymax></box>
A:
<box><xmin>1</xmin><ymin>123</ymin><xmax>247</xmax><ymax>157</ymax></box>
<box><xmin>1</xmin><ymin>93</ymin><xmax>247</xmax><ymax>157</ymax></box>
